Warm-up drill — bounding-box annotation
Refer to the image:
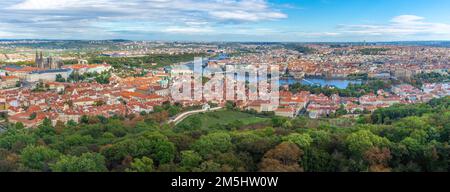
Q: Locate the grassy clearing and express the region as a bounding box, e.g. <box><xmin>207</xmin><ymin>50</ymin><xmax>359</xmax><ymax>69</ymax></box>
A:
<box><xmin>176</xmin><ymin>109</ymin><xmax>270</xmax><ymax>130</ymax></box>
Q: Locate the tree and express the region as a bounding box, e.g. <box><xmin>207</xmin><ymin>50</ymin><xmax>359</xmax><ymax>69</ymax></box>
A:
<box><xmin>399</xmin><ymin>137</ymin><xmax>424</xmax><ymax>159</ymax></box>
<box><xmin>282</xmin><ymin>120</ymin><xmax>293</xmax><ymax>129</ymax></box>
<box><xmin>233</xmin><ymin>132</ymin><xmax>276</xmax><ymax>156</ymax></box>
<box><xmin>29</xmin><ymin>112</ymin><xmax>37</xmax><ymax>120</ymax></box>
<box><xmin>371</xmin><ymin>103</ymin><xmax>432</xmax><ymax>124</ymax></box>
<box><xmin>134</xmin><ymin>121</ymin><xmax>157</xmax><ymax>133</ymax></box>
<box><xmin>0</xmin><ymin>149</ymin><xmax>19</xmax><ymax>172</ymax></box>
<box><xmin>101</xmin><ymin>131</ymin><xmax>175</xmax><ymax>165</ymax></box>
<box><xmin>80</xmin><ymin>115</ymin><xmax>89</xmax><ymax>124</ymax></box>
<box><xmin>225</xmin><ymin>101</ymin><xmax>236</xmax><ymax>110</ymax></box>
<box><xmin>302</xmin><ymin>149</ymin><xmax>334</xmax><ymax>172</ymax></box>
<box><xmin>259</xmin><ymin>142</ymin><xmax>303</xmax><ymax>172</ymax></box>
<box><xmin>55</xmin><ymin>74</ymin><xmax>66</xmax><ymax>82</ymax></box>
<box><xmin>308</xmin><ymin>130</ymin><xmax>332</xmax><ymax>148</ymax></box>
<box><xmin>20</xmin><ymin>145</ymin><xmax>60</xmax><ymax>171</ymax></box>
<box><xmin>94</xmin><ymin>100</ymin><xmax>106</xmax><ymax>107</ymax></box>
<box><xmin>192</xmin><ymin>132</ymin><xmax>233</xmax><ymax>158</ymax></box>
<box><xmin>139</xmin><ymin>111</ymin><xmax>147</xmax><ymax>116</ymax></box>
<box><xmin>195</xmin><ymin>160</ymin><xmax>222</xmax><ymax>172</ymax></box>
<box><xmin>50</xmin><ymin>153</ymin><xmax>107</xmax><ymax>172</ymax></box>
<box><xmin>180</xmin><ymin>150</ymin><xmax>202</xmax><ymax>171</ymax></box>
<box><xmin>335</xmin><ymin>105</ymin><xmax>348</xmax><ymax>116</ymax></box>
<box><xmin>34</xmin><ymin>118</ymin><xmax>57</xmax><ymax>145</ymax></box>
<box><xmin>363</xmin><ymin>147</ymin><xmax>392</xmax><ymax>172</ymax></box>
<box><xmin>0</xmin><ymin>131</ymin><xmax>35</xmax><ymax>151</ymax></box>
<box><xmin>0</xmin><ymin>96</ymin><xmax>447</xmax><ymax>172</ymax></box>
<box><xmin>215</xmin><ymin>152</ymin><xmax>248</xmax><ymax>172</ymax></box>
<box><xmin>42</xmin><ymin>118</ymin><xmax>53</xmax><ymax>127</ymax></box>
<box><xmin>142</xmin><ymin>132</ymin><xmax>176</xmax><ymax>164</ymax></box>
<box><xmin>271</xmin><ymin>116</ymin><xmax>289</xmax><ymax>127</ymax></box>
<box><xmin>345</xmin><ymin>130</ymin><xmax>390</xmax><ymax>157</ymax></box>
<box><xmin>14</xmin><ymin>122</ymin><xmax>24</xmax><ymax>130</ymax></box>
<box><xmin>55</xmin><ymin>134</ymin><xmax>94</xmax><ymax>152</ymax></box>
<box><xmin>94</xmin><ymin>72</ymin><xmax>111</xmax><ymax>84</ymax></box>
<box><xmin>282</xmin><ymin>133</ymin><xmax>313</xmax><ymax>149</ymax></box>
<box><xmin>126</xmin><ymin>156</ymin><xmax>154</xmax><ymax>172</ymax></box>
<box><xmin>151</xmin><ymin>111</ymin><xmax>169</xmax><ymax>123</ymax></box>
<box><xmin>67</xmin><ymin>120</ymin><xmax>77</xmax><ymax>127</ymax></box>
<box><xmin>54</xmin><ymin>121</ymin><xmax>66</xmax><ymax>135</ymax></box>
<box><xmin>167</xmin><ymin>106</ymin><xmax>181</xmax><ymax>117</ymax></box>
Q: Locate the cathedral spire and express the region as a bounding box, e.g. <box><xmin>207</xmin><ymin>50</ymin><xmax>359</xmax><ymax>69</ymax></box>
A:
<box><xmin>35</xmin><ymin>51</ymin><xmax>39</xmax><ymax>68</ymax></box>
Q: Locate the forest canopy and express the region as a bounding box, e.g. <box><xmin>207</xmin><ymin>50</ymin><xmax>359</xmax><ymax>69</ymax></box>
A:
<box><xmin>0</xmin><ymin>96</ymin><xmax>449</xmax><ymax>172</ymax></box>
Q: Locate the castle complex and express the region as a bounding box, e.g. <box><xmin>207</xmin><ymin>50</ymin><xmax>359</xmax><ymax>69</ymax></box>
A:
<box><xmin>35</xmin><ymin>51</ymin><xmax>63</xmax><ymax>69</ymax></box>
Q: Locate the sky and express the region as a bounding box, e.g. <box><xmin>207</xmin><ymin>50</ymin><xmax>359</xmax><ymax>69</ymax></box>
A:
<box><xmin>0</xmin><ymin>0</ymin><xmax>450</xmax><ymax>42</ymax></box>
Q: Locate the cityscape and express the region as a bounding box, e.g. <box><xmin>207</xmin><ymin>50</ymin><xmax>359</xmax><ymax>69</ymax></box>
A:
<box><xmin>0</xmin><ymin>0</ymin><xmax>449</xmax><ymax>174</ymax></box>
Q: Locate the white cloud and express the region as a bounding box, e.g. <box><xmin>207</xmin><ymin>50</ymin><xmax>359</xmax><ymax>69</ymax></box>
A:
<box><xmin>298</xmin><ymin>32</ymin><xmax>341</xmax><ymax>37</ymax></box>
<box><xmin>210</xmin><ymin>10</ymin><xmax>286</xmax><ymax>22</ymax></box>
<box><xmin>3</xmin><ymin>1</ymin><xmax>450</xmax><ymax>42</ymax></box>
<box><xmin>0</xmin><ymin>31</ymin><xmax>15</xmax><ymax>38</ymax></box>
<box><xmin>340</xmin><ymin>15</ymin><xmax>450</xmax><ymax>37</ymax></box>
<box><xmin>7</xmin><ymin>0</ymin><xmax>112</xmax><ymax>10</ymax></box>
<box><xmin>0</xmin><ymin>0</ymin><xmax>288</xmax><ymax>39</ymax></box>
<box><xmin>390</xmin><ymin>15</ymin><xmax>424</xmax><ymax>24</ymax></box>
<box><xmin>7</xmin><ymin>0</ymin><xmax>287</xmax><ymax>22</ymax></box>
<box><xmin>164</xmin><ymin>26</ymin><xmax>214</xmax><ymax>34</ymax></box>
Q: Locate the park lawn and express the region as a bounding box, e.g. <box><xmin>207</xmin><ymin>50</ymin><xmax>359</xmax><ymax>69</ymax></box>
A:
<box><xmin>178</xmin><ymin>109</ymin><xmax>270</xmax><ymax>130</ymax></box>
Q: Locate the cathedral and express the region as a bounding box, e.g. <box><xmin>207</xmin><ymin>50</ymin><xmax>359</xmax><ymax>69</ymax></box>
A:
<box><xmin>35</xmin><ymin>51</ymin><xmax>63</xmax><ymax>69</ymax></box>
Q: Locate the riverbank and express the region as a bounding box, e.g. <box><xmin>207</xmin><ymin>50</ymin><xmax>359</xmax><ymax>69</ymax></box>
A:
<box><xmin>280</xmin><ymin>77</ymin><xmax>362</xmax><ymax>89</ymax></box>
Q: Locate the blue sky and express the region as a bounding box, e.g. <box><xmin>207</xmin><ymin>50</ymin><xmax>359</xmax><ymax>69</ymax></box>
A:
<box><xmin>0</xmin><ymin>0</ymin><xmax>449</xmax><ymax>41</ymax></box>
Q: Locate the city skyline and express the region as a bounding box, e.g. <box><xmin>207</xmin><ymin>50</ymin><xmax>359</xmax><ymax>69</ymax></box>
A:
<box><xmin>0</xmin><ymin>0</ymin><xmax>450</xmax><ymax>42</ymax></box>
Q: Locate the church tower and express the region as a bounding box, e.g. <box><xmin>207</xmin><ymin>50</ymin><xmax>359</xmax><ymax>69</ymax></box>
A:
<box><xmin>40</xmin><ymin>52</ymin><xmax>45</xmax><ymax>68</ymax></box>
<box><xmin>35</xmin><ymin>51</ymin><xmax>42</xmax><ymax>68</ymax></box>
<box><xmin>35</xmin><ymin>51</ymin><xmax>62</xmax><ymax>69</ymax></box>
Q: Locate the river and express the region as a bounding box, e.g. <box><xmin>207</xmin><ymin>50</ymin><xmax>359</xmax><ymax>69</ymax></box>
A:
<box><xmin>280</xmin><ymin>77</ymin><xmax>362</xmax><ymax>89</ymax></box>
<box><xmin>176</xmin><ymin>61</ymin><xmax>362</xmax><ymax>89</ymax></box>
